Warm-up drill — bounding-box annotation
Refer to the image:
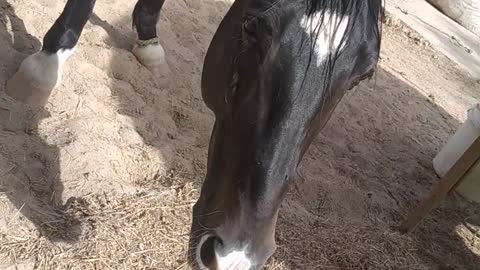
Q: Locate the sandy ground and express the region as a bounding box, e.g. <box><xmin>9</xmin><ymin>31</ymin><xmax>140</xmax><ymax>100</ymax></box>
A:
<box><xmin>0</xmin><ymin>0</ymin><xmax>479</xmax><ymax>269</ymax></box>
<box><xmin>386</xmin><ymin>0</ymin><xmax>480</xmax><ymax>79</ymax></box>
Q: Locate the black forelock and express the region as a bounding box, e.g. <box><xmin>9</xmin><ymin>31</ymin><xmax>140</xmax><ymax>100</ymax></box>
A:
<box><xmin>300</xmin><ymin>0</ymin><xmax>383</xmax><ymax>97</ymax></box>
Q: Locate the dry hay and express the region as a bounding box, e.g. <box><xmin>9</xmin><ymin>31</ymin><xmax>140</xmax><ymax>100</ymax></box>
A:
<box><xmin>1</xmin><ymin>183</ymin><xmax>196</xmax><ymax>269</ymax></box>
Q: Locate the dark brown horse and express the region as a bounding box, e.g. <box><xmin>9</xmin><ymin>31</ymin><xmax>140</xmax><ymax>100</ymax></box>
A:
<box><xmin>5</xmin><ymin>1</ymin><xmax>383</xmax><ymax>269</ymax></box>
<box><xmin>190</xmin><ymin>0</ymin><xmax>382</xmax><ymax>269</ymax></box>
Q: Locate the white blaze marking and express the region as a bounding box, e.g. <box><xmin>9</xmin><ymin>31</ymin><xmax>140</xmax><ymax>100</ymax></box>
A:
<box><xmin>301</xmin><ymin>10</ymin><xmax>350</xmax><ymax>66</ymax></box>
<box><xmin>215</xmin><ymin>250</ymin><xmax>252</xmax><ymax>270</ymax></box>
<box><xmin>196</xmin><ymin>235</ymin><xmax>253</xmax><ymax>270</ymax></box>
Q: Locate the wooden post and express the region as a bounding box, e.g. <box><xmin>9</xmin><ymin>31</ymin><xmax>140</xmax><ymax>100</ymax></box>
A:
<box><xmin>400</xmin><ymin>137</ymin><xmax>480</xmax><ymax>233</ymax></box>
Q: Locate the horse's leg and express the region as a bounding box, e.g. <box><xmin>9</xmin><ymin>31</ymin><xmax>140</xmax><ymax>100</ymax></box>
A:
<box><xmin>6</xmin><ymin>0</ymin><xmax>96</xmax><ymax>106</ymax></box>
<box><xmin>132</xmin><ymin>0</ymin><xmax>166</xmax><ymax>74</ymax></box>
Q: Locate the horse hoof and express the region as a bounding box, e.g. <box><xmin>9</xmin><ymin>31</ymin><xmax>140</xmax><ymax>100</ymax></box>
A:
<box><xmin>6</xmin><ymin>51</ymin><xmax>68</xmax><ymax>107</ymax></box>
<box><xmin>132</xmin><ymin>37</ymin><xmax>168</xmax><ymax>75</ymax></box>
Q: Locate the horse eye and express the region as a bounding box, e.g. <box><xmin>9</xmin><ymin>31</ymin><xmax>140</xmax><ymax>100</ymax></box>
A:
<box><xmin>240</xmin><ymin>16</ymin><xmax>273</xmax><ymax>62</ymax></box>
<box><xmin>242</xmin><ymin>16</ymin><xmax>261</xmax><ymax>43</ymax></box>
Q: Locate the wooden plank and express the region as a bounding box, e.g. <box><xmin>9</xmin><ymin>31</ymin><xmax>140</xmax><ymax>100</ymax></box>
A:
<box><xmin>399</xmin><ymin>136</ymin><xmax>480</xmax><ymax>233</ymax></box>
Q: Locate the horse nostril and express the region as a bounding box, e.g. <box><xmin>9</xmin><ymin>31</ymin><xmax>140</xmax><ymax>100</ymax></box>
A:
<box><xmin>200</xmin><ymin>235</ymin><xmax>221</xmax><ymax>268</ymax></box>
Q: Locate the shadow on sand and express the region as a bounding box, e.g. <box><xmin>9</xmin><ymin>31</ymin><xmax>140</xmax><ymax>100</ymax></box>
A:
<box><xmin>0</xmin><ymin>0</ymin><xmax>86</xmax><ymax>243</ymax></box>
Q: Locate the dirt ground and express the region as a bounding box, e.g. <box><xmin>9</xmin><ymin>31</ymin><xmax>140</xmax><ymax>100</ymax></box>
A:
<box><xmin>0</xmin><ymin>0</ymin><xmax>479</xmax><ymax>269</ymax></box>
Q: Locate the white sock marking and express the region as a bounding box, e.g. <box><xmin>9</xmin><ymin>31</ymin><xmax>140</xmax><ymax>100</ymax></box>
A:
<box><xmin>132</xmin><ymin>39</ymin><xmax>165</xmax><ymax>71</ymax></box>
<box><xmin>21</xmin><ymin>48</ymin><xmax>73</xmax><ymax>89</ymax></box>
<box><xmin>6</xmin><ymin>48</ymin><xmax>74</xmax><ymax>105</ymax></box>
